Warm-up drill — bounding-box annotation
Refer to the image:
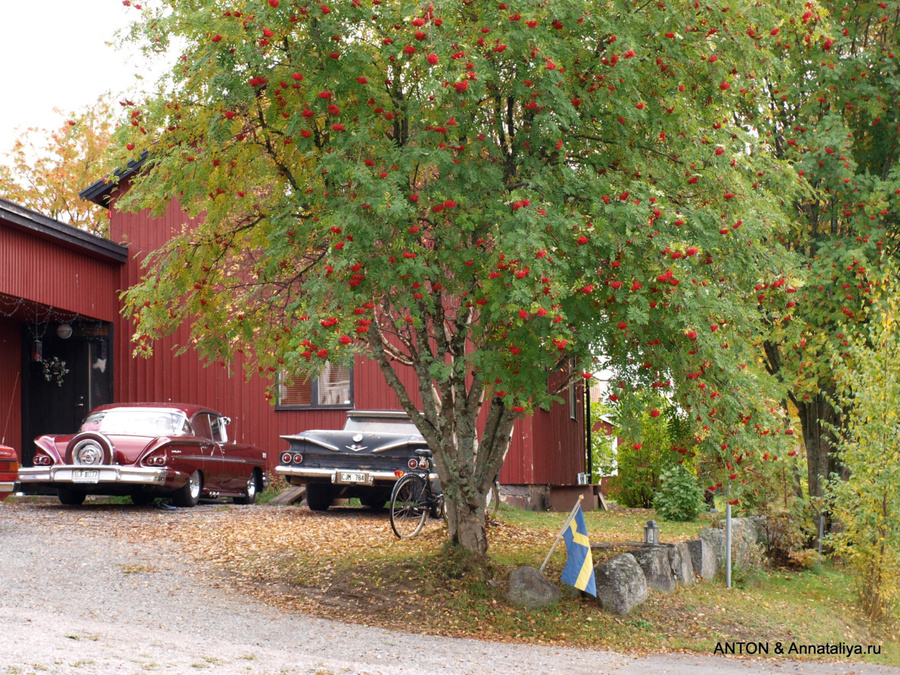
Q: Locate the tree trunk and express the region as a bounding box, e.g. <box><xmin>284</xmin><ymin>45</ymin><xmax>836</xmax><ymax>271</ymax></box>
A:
<box><xmin>444</xmin><ymin>488</ymin><xmax>488</xmax><ymax>554</ymax></box>
<box><xmin>366</xmin><ymin>324</ymin><xmax>517</xmax><ymax>556</ymax></box>
<box><xmin>796</xmin><ymin>390</ymin><xmax>844</xmax><ymax>503</ymax></box>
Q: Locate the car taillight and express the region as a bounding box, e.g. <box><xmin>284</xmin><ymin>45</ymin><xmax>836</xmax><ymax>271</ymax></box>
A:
<box><xmin>407</xmin><ymin>459</ymin><xmax>418</xmax><ymax>470</ymax></box>
<box><xmin>394</xmin><ymin>470</ymin><xmax>405</xmax><ymax>478</ymax></box>
<box><xmin>143</xmin><ymin>454</ymin><xmax>167</xmax><ymax>467</ymax></box>
<box><xmin>280</xmin><ymin>452</ymin><xmax>293</xmax><ymax>464</ymax></box>
<box><xmin>32</xmin><ymin>454</ymin><xmax>52</xmax><ymax>467</ymax></box>
<box><xmin>418</xmin><ymin>457</ymin><xmax>429</xmax><ymax>469</ymax></box>
<box><xmin>0</xmin><ymin>459</ymin><xmax>18</xmax><ymax>471</ymax></box>
<box><xmin>292</xmin><ymin>453</ymin><xmax>303</xmax><ymax>464</ymax></box>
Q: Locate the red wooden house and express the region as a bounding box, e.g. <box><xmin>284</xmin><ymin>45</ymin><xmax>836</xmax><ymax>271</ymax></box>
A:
<box><xmin>0</xmin><ymin>199</ymin><xmax>126</xmax><ymax>458</ymax></box>
<box><xmin>1</xmin><ymin>177</ymin><xmax>591</xmax><ymax>509</ymax></box>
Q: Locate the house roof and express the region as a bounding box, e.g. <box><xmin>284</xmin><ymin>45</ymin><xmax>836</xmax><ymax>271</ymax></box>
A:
<box><xmin>79</xmin><ymin>151</ymin><xmax>148</xmax><ymax>207</ymax></box>
<box><xmin>0</xmin><ymin>198</ymin><xmax>128</xmax><ymax>264</ymax></box>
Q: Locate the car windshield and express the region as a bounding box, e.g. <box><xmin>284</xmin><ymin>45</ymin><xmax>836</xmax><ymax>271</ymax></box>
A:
<box><xmin>81</xmin><ymin>410</ymin><xmax>188</xmax><ymax>436</ymax></box>
<box><xmin>343</xmin><ymin>417</ymin><xmax>420</xmax><ymax>434</ymax></box>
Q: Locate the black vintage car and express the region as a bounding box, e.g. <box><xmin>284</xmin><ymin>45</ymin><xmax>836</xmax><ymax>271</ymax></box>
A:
<box><xmin>275</xmin><ymin>410</ymin><xmax>438</xmax><ymax>511</ymax></box>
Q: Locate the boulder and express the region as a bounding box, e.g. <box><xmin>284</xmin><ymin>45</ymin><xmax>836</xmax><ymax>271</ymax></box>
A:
<box><xmin>699</xmin><ymin>517</ymin><xmax>763</xmax><ymax>573</ymax></box>
<box><xmin>593</xmin><ymin>553</ymin><xmax>649</xmax><ymax>615</ymax></box>
<box><xmin>506</xmin><ymin>566</ymin><xmax>562</xmax><ymax>608</ymax></box>
<box><xmin>629</xmin><ymin>546</ymin><xmax>676</xmax><ymax>593</ymax></box>
<box><xmin>686</xmin><ymin>538</ymin><xmax>717</xmax><ymax>580</ymax></box>
<box><xmin>664</xmin><ymin>542</ymin><xmax>695</xmax><ymax>586</ymax></box>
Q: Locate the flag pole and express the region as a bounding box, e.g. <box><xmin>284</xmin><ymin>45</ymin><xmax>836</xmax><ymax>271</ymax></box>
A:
<box><xmin>539</xmin><ymin>494</ymin><xmax>584</xmax><ymax>573</ymax></box>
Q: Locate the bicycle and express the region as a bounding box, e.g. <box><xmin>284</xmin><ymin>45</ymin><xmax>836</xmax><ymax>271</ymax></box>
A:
<box><xmin>389</xmin><ymin>449</ymin><xmax>500</xmax><ymax>538</ymax></box>
<box><xmin>389</xmin><ymin>449</ymin><xmax>442</xmax><ymax>538</ymax></box>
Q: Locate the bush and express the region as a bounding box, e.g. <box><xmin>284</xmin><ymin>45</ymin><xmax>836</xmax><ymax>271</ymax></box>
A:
<box><xmin>653</xmin><ymin>464</ymin><xmax>704</xmax><ymax>521</ymax></box>
<box><xmin>827</xmin><ymin>300</ymin><xmax>900</xmax><ymax>622</ymax></box>
<box><xmin>597</xmin><ymin>396</ymin><xmax>692</xmax><ymax>508</ymax></box>
<box><xmin>761</xmin><ymin>509</ymin><xmax>809</xmax><ymax>567</ymax></box>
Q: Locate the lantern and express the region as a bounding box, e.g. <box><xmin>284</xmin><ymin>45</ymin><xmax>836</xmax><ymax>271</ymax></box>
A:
<box><xmin>643</xmin><ymin>519</ymin><xmax>660</xmax><ymax>546</ymax></box>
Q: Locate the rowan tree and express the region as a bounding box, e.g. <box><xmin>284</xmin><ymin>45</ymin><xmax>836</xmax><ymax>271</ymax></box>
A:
<box><xmin>0</xmin><ymin>101</ymin><xmax>116</xmax><ymax>235</ymax></box>
<box><xmin>752</xmin><ymin>0</ymin><xmax>900</xmax><ymax>505</ymax></box>
<box><xmin>116</xmin><ymin>0</ymin><xmax>803</xmax><ymax>554</ymax></box>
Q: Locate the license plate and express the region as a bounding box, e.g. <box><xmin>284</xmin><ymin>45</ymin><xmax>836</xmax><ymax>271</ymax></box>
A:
<box><xmin>339</xmin><ymin>471</ymin><xmax>367</xmax><ymax>484</ymax></box>
<box><xmin>72</xmin><ymin>469</ymin><xmax>100</xmax><ymax>483</ymax></box>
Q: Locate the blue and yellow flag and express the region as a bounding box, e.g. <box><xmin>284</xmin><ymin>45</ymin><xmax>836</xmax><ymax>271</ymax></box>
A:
<box><xmin>560</xmin><ymin>506</ymin><xmax>596</xmax><ymax>596</ymax></box>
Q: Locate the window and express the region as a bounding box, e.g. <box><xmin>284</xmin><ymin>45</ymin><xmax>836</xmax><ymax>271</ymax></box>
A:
<box><xmin>278</xmin><ymin>362</ymin><xmax>353</xmax><ymax>408</ymax></box>
<box><xmin>209</xmin><ymin>415</ymin><xmax>229</xmax><ymax>443</ymax></box>
<box><xmin>192</xmin><ymin>413</ymin><xmax>213</xmax><ymax>440</ymax></box>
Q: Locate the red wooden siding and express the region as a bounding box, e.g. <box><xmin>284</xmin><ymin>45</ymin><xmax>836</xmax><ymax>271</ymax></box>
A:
<box><xmin>530</xmin><ymin>388</ymin><xmax>586</xmax><ymax>485</ymax></box>
<box><xmin>0</xmin><ymin>224</ymin><xmax>120</xmax><ymax>322</ymax></box>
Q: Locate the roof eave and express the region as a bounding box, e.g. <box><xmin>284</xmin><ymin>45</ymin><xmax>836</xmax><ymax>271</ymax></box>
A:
<box><xmin>0</xmin><ymin>198</ymin><xmax>128</xmax><ymax>264</ymax></box>
<box><xmin>79</xmin><ymin>151</ymin><xmax>149</xmax><ymax>207</ymax></box>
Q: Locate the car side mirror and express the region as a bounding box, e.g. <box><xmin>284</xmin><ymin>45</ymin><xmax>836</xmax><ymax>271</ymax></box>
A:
<box><xmin>223</xmin><ymin>416</ymin><xmax>232</xmax><ymax>426</ymax></box>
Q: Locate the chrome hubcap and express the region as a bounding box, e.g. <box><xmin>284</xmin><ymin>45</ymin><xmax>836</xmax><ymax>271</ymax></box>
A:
<box><xmin>73</xmin><ymin>441</ymin><xmax>103</xmax><ymax>465</ymax></box>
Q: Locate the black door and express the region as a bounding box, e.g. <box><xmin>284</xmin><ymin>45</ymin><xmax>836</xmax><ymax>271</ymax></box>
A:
<box><xmin>21</xmin><ymin>323</ymin><xmax>112</xmax><ymax>466</ymax></box>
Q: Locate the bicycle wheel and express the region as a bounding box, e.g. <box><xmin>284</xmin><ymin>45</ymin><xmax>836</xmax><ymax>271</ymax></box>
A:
<box><xmin>485</xmin><ymin>480</ymin><xmax>500</xmax><ymax>519</ymax></box>
<box><xmin>390</xmin><ymin>474</ymin><xmax>429</xmax><ymax>539</ymax></box>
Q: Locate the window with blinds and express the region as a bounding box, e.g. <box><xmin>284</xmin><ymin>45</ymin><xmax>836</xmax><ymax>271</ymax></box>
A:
<box><xmin>278</xmin><ymin>362</ymin><xmax>352</xmax><ymax>408</ymax></box>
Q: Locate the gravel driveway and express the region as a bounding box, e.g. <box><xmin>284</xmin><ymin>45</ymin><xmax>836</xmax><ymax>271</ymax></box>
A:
<box><xmin>1</xmin><ymin>501</ymin><xmax>897</xmax><ymax>675</ymax></box>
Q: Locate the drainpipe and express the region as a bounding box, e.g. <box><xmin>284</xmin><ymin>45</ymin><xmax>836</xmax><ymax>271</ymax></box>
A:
<box><xmin>585</xmin><ymin>381</ymin><xmax>592</xmax><ymax>481</ymax></box>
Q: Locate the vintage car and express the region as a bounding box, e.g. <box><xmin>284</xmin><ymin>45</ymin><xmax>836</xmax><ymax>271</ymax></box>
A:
<box><xmin>17</xmin><ymin>403</ymin><xmax>268</xmax><ymax>507</ymax></box>
<box><xmin>0</xmin><ymin>444</ymin><xmax>18</xmax><ymax>501</ymax></box>
<box><xmin>276</xmin><ymin>410</ymin><xmax>437</xmax><ymax>511</ymax></box>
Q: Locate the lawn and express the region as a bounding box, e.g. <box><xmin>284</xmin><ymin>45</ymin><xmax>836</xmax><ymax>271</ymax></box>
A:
<box><xmin>143</xmin><ymin>500</ymin><xmax>898</xmax><ymax>666</ymax></box>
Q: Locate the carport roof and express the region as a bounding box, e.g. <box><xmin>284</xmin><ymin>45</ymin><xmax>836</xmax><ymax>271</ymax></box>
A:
<box><xmin>0</xmin><ymin>198</ymin><xmax>128</xmax><ymax>264</ymax></box>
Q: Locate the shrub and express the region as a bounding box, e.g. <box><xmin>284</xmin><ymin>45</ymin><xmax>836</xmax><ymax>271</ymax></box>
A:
<box><xmin>827</xmin><ymin>299</ymin><xmax>900</xmax><ymax>622</ymax></box>
<box><xmin>653</xmin><ymin>464</ymin><xmax>704</xmax><ymax>521</ymax></box>
<box><xmin>598</xmin><ymin>396</ymin><xmax>692</xmax><ymax>508</ymax></box>
<box><xmin>761</xmin><ymin>509</ymin><xmax>809</xmax><ymax>567</ymax></box>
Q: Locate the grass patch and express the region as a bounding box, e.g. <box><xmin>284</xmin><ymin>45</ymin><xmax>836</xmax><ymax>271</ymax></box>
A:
<box><xmin>135</xmin><ymin>504</ymin><xmax>897</xmax><ymax>665</ymax></box>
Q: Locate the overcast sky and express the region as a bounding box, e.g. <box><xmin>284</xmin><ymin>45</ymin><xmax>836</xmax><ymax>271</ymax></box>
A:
<box><xmin>0</xmin><ymin>0</ymin><xmax>167</xmax><ymax>160</ymax></box>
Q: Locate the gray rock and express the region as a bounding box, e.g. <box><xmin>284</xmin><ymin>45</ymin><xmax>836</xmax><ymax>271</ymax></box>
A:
<box><xmin>593</xmin><ymin>553</ymin><xmax>649</xmax><ymax>615</ymax></box>
<box><xmin>686</xmin><ymin>538</ymin><xmax>717</xmax><ymax>580</ymax></box>
<box><xmin>664</xmin><ymin>542</ymin><xmax>695</xmax><ymax>586</ymax></box>
<box><xmin>506</xmin><ymin>566</ymin><xmax>562</xmax><ymax>608</ymax></box>
<box><xmin>699</xmin><ymin>526</ymin><xmax>727</xmax><ymax>571</ymax></box>
<box><xmin>744</xmin><ymin>516</ymin><xmax>768</xmax><ymax>546</ymax></box>
<box><xmin>699</xmin><ymin>517</ymin><xmax>763</xmax><ymax>573</ymax></box>
<box><xmin>629</xmin><ymin>546</ymin><xmax>676</xmax><ymax>593</ymax></box>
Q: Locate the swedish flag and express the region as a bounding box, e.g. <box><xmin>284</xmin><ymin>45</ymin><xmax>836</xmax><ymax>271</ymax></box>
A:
<box><xmin>560</xmin><ymin>506</ymin><xmax>596</xmax><ymax>596</ymax></box>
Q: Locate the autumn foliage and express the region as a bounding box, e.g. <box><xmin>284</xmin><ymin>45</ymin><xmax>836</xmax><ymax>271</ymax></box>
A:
<box><xmin>0</xmin><ymin>101</ymin><xmax>115</xmax><ymax>236</ymax></box>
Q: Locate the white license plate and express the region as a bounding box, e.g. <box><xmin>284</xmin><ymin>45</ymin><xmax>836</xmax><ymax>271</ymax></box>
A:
<box><xmin>339</xmin><ymin>472</ymin><xmax>367</xmax><ymax>484</ymax></box>
<box><xmin>72</xmin><ymin>469</ymin><xmax>100</xmax><ymax>483</ymax></box>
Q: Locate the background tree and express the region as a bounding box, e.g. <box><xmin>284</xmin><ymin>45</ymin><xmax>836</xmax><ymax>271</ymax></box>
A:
<box><xmin>0</xmin><ymin>100</ymin><xmax>116</xmax><ymax>236</ymax></box>
<box><xmin>754</xmin><ymin>0</ymin><xmax>900</xmax><ymax>507</ymax></box>
<box><xmin>117</xmin><ymin>0</ymin><xmax>802</xmax><ymax>554</ymax></box>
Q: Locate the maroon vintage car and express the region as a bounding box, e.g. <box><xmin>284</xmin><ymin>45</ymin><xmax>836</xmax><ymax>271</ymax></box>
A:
<box><xmin>17</xmin><ymin>403</ymin><xmax>268</xmax><ymax>507</ymax></box>
<box><xmin>0</xmin><ymin>444</ymin><xmax>18</xmax><ymax>501</ymax></box>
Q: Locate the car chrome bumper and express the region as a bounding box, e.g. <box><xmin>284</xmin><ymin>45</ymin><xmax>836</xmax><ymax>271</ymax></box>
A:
<box><xmin>0</xmin><ymin>481</ymin><xmax>15</xmax><ymax>493</ymax></box>
<box><xmin>274</xmin><ymin>466</ymin><xmax>438</xmax><ymax>485</ymax></box>
<box><xmin>18</xmin><ymin>465</ymin><xmax>171</xmax><ymax>486</ymax></box>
